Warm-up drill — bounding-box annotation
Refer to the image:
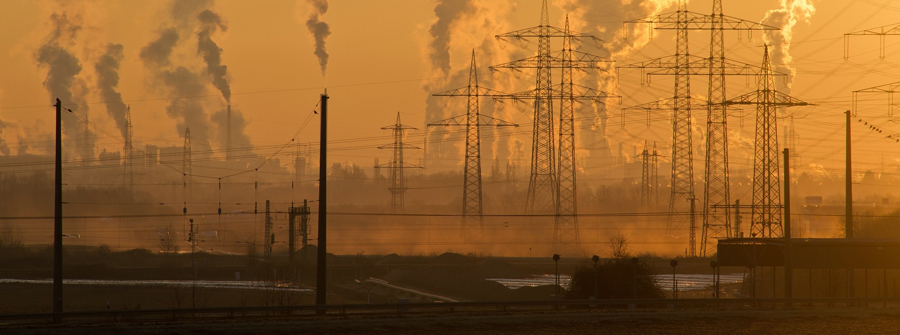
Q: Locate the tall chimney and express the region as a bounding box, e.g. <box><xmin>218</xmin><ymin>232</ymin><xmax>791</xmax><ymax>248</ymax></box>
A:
<box><xmin>226</xmin><ymin>104</ymin><xmax>232</xmax><ymax>161</ymax></box>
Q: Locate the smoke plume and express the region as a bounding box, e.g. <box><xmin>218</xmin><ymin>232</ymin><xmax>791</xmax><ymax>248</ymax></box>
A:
<box><xmin>762</xmin><ymin>0</ymin><xmax>816</xmax><ymax>91</ymax></box>
<box><xmin>142</xmin><ymin>1</ymin><xmax>252</xmax><ymax>154</ymax></box>
<box><xmin>429</xmin><ymin>0</ymin><xmax>474</xmax><ymax>78</ymax></box>
<box><xmin>305</xmin><ymin>0</ymin><xmax>331</xmax><ymax>75</ymax></box>
<box><xmin>95</xmin><ymin>43</ymin><xmax>128</xmax><ymax>138</ymax></box>
<box><xmin>197</xmin><ymin>9</ymin><xmax>231</xmax><ymax>102</ymax></box>
<box><xmin>422</xmin><ymin>0</ymin><xmax>517</xmax><ymax>172</ymax></box>
<box><xmin>553</xmin><ymin>0</ymin><xmax>678</xmax><ymax>172</ymax></box>
<box><xmin>140</xmin><ymin>2</ymin><xmax>212</xmax><ymax>152</ymax></box>
<box><xmin>35</xmin><ymin>9</ymin><xmax>94</xmax><ymax>160</ymax></box>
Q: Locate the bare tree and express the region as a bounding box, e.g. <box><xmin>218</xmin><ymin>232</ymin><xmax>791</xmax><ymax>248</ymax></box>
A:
<box><xmin>608</xmin><ymin>232</ymin><xmax>630</xmax><ymax>259</ymax></box>
<box><xmin>158</xmin><ymin>226</ymin><xmax>178</xmax><ymax>254</ymax></box>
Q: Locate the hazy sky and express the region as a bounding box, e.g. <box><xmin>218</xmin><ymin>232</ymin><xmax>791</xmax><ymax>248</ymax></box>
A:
<box><xmin>1</xmin><ymin>0</ymin><xmax>900</xmax><ymax>181</ymax></box>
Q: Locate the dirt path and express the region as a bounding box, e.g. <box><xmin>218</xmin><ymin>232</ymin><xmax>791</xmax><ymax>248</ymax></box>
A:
<box><xmin>6</xmin><ymin>307</ymin><xmax>900</xmax><ymax>335</ymax></box>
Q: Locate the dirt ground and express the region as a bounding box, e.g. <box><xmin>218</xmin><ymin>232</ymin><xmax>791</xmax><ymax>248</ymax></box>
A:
<box><xmin>5</xmin><ymin>308</ymin><xmax>900</xmax><ymax>335</ymax></box>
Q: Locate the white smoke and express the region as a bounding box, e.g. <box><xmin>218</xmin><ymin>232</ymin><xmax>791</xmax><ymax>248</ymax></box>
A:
<box><xmin>34</xmin><ymin>2</ymin><xmax>96</xmax><ymax>160</ymax></box>
<box><xmin>422</xmin><ymin>0</ymin><xmax>517</xmax><ymax>171</ymax></box>
<box><xmin>762</xmin><ymin>0</ymin><xmax>816</xmax><ymax>91</ymax></box>
<box><xmin>553</xmin><ymin>0</ymin><xmax>679</xmax><ymax>173</ymax></box>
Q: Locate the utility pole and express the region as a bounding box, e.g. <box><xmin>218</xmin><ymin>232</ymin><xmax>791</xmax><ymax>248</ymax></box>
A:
<box><xmin>53</xmin><ymin>98</ymin><xmax>64</xmax><ymax>319</ymax></box>
<box><xmin>724</xmin><ymin>45</ymin><xmax>809</xmax><ymax>238</ymax></box>
<box><xmin>316</xmin><ymin>92</ymin><xmax>328</xmax><ymax>312</ymax></box>
<box><xmin>377</xmin><ymin>113</ymin><xmax>422</xmax><ymax>214</ymax></box>
<box><xmin>264</xmin><ymin>200</ymin><xmax>273</xmax><ymax>262</ymax></box>
<box><xmin>429</xmin><ymin>51</ymin><xmax>516</xmax><ymax>240</ymax></box>
<box><xmin>493</xmin><ymin>10</ymin><xmax>614</xmax><ymax>245</ymax></box>
<box><xmin>783</xmin><ymin>148</ymin><xmax>793</xmax><ymax>299</ymax></box>
<box><xmin>846</xmin><ymin>110</ymin><xmax>853</xmax><ymax>238</ymax></box>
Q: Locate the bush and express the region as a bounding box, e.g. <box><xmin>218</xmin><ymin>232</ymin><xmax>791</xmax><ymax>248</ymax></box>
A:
<box><xmin>567</xmin><ymin>257</ymin><xmax>664</xmax><ymax>300</ymax></box>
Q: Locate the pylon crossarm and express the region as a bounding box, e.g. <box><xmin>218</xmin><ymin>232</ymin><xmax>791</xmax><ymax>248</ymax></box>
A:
<box><xmin>630</xmin><ymin>10</ymin><xmax>778</xmax><ymax>31</ymax></box>
<box><xmin>622</xmin><ymin>96</ymin><xmax>709</xmax><ymax>111</ymax></box>
<box><xmin>622</xmin><ymin>55</ymin><xmax>787</xmax><ymax>77</ymax></box>
<box><xmin>427</xmin><ymin>114</ymin><xmax>517</xmax><ymax>127</ymax></box>
<box><xmin>496</xmin><ymin>85</ymin><xmax>618</xmax><ymax>102</ymax></box>
<box><xmin>477</xmin><ymin>115</ymin><xmax>519</xmax><ymax>127</ymax></box>
<box><xmin>432</xmin><ymin>86</ymin><xmax>508</xmax><ymax>97</ymax></box>
<box><xmin>846</xmin><ymin>23</ymin><xmax>900</xmax><ymax>36</ymax></box>
<box><xmin>495</xmin><ymin>25</ymin><xmax>602</xmax><ymax>43</ymax></box>
<box><xmin>854</xmin><ymin>81</ymin><xmax>900</xmax><ymax>93</ymax></box>
<box><xmin>724</xmin><ymin>91</ymin><xmax>812</xmax><ymax>106</ymax></box>
<box><xmin>490</xmin><ymin>52</ymin><xmax>611</xmax><ymax>71</ymax></box>
<box><xmin>377</xmin><ymin>143</ymin><xmax>421</xmax><ymax>150</ymax></box>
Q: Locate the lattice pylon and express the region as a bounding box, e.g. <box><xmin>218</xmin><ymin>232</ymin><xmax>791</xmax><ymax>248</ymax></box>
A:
<box><xmin>670</xmin><ymin>1</ymin><xmax>696</xmax><ymax>256</ymax></box>
<box><xmin>640</xmin><ymin>141</ymin><xmax>651</xmax><ymax>210</ymax></box>
<box><xmin>430</xmin><ymin>50</ymin><xmax>517</xmax><ymax>241</ymax></box>
<box><xmin>724</xmin><ymin>45</ymin><xmax>810</xmax><ymax>238</ymax></box>
<box><xmin>124</xmin><ymin>105</ymin><xmax>134</xmax><ymax>188</ymax></box>
<box><xmin>621</xmin><ymin>0</ymin><xmax>778</xmax><ymax>256</ymax></box>
<box><xmin>526</xmin><ymin>0</ymin><xmax>557</xmax><ymax>216</ymax></box>
<box><xmin>493</xmin><ymin>7</ymin><xmax>613</xmax><ymax>246</ymax></box>
<box><xmin>701</xmin><ymin>0</ymin><xmax>731</xmax><ymax>257</ymax></box>
<box><xmin>378</xmin><ymin>114</ymin><xmax>420</xmax><ymax>214</ymax></box>
<box><xmin>556</xmin><ymin>16</ymin><xmax>578</xmax><ymax>246</ymax></box>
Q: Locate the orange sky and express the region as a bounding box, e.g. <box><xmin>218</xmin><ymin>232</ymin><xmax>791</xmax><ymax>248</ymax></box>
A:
<box><xmin>1</xmin><ymin>0</ymin><xmax>900</xmax><ymax>182</ymax></box>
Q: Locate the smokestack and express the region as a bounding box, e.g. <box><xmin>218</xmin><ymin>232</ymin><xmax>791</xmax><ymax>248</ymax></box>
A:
<box><xmin>226</xmin><ymin>104</ymin><xmax>232</xmax><ymax>161</ymax></box>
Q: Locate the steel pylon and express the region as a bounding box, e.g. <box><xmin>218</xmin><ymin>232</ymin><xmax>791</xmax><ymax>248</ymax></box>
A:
<box><xmin>725</xmin><ymin>45</ymin><xmax>810</xmax><ymax>238</ymax></box>
<box><xmin>124</xmin><ymin>105</ymin><xmax>134</xmax><ymax>188</ymax></box>
<box><xmin>429</xmin><ymin>50</ymin><xmax>517</xmax><ymax>239</ymax></box>
<box><xmin>378</xmin><ymin>114</ymin><xmax>421</xmax><ymax>213</ymax></box>
<box><xmin>493</xmin><ymin>7</ymin><xmax>614</xmax><ymax>246</ymax></box>
<box><xmin>621</xmin><ymin>0</ymin><xmax>778</xmax><ymax>256</ymax></box>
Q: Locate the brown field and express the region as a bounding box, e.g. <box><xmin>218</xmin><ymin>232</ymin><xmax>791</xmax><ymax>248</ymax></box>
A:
<box><xmin>4</xmin><ymin>308</ymin><xmax>900</xmax><ymax>334</ymax></box>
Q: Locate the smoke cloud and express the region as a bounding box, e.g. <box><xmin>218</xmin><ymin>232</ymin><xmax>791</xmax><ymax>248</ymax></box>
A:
<box><xmin>429</xmin><ymin>0</ymin><xmax>474</xmax><ymax>78</ymax></box>
<box><xmin>35</xmin><ymin>9</ymin><xmax>94</xmax><ymax>160</ymax></box>
<box><xmin>422</xmin><ymin>0</ymin><xmax>517</xmax><ymax>172</ymax></box>
<box><xmin>211</xmin><ymin>106</ymin><xmax>252</xmax><ymax>157</ymax></box>
<box><xmin>95</xmin><ymin>43</ymin><xmax>128</xmax><ymax>138</ymax></box>
<box><xmin>197</xmin><ymin>9</ymin><xmax>231</xmax><ymax>102</ymax></box>
<box><xmin>140</xmin><ymin>1</ymin><xmax>212</xmax><ymax>152</ymax></box>
<box><xmin>762</xmin><ymin>0</ymin><xmax>816</xmax><ymax>91</ymax></box>
<box><xmin>305</xmin><ymin>0</ymin><xmax>331</xmax><ymax>75</ymax></box>
<box><xmin>141</xmin><ymin>0</ymin><xmax>252</xmax><ymax>154</ymax></box>
<box><xmin>553</xmin><ymin>0</ymin><xmax>678</xmax><ymax>172</ymax></box>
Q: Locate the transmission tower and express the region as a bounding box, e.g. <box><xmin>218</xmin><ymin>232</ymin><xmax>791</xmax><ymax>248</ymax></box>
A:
<box><xmin>429</xmin><ymin>50</ymin><xmax>517</xmax><ymax>238</ymax></box>
<box><xmin>640</xmin><ymin>141</ymin><xmax>651</xmax><ymax>209</ymax></box>
<box><xmin>124</xmin><ymin>105</ymin><xmax>134</xmax><ymax>188</ymax></box>
<box><xmin>724</xmin><ymin>45</ymin><xmax>809</xmax><ymax>238</ymax></box>
<box><xmin>378</xmin><ymin>113</ymin><xmax>421</xmax><ymax>213</ymax></box>
<box><xmin>493</xmin><ymin>10</ymin><xmax>614</xmax><ymax>245</ymax></box>
<box><xmin>621</xmin><ymin>0</ymin><xmax>777</xmax><ymax>256</ymax></box>
<box><xmin>82</xmin><ymin>112</ymin><xmax>91</xmax><ymax>166</ymax></box>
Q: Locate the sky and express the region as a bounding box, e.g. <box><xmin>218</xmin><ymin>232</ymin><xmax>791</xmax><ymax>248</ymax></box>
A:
<box><xmin>1</xmin><ymin>0</ymin><xmax>900</xmax><ymax>183</ymax></box>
